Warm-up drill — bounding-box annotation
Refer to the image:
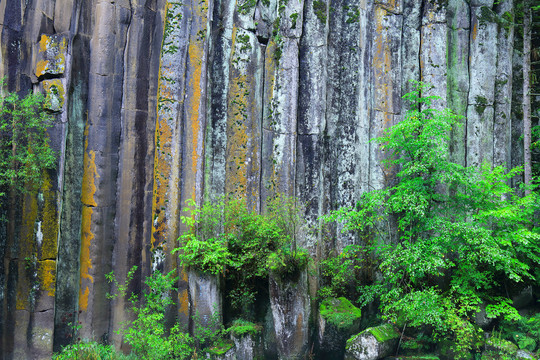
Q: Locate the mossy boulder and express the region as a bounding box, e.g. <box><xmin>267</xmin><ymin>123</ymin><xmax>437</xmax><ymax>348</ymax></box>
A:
<box><xmin>319</xmin><ymin>297</ymin><xmax>362</xmax><ymax>359</ymax></box>
<box><xmin>345</xmin><ymin>323</ymin><xmax>400</xmax><ymax>360</ymax></box>
<box><xmin>481</xmin><ymin>337</ymin><xmax>518</xmax><ymax>360</ymax></box>
<box><xmin>320</xmin><ymin>297</ymin><xmax>362</xmax><ymax>333</ymax></box>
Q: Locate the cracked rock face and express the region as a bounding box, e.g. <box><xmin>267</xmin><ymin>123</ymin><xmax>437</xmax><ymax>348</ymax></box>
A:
<box><xmin>0</xmin><ymin>0</ymin><xmax>522</xmax><ymax>358</ymax></box>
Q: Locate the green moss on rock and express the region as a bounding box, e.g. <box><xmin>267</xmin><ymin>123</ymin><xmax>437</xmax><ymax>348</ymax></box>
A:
<box><xmin>368</xmin><ymin>323</ymin><xmax>400</xmax><ymax>343</ymax></box>
<box><xmin>320</xmin><ymin>297</ymin><xmax>361</xmax><ymax>332</ymax></box>
<box><xmin>227</xmin><ymin>319</ymin><xmax>262</xmax><ymax>338</ymax></box>
<box><xmin>206</xmin><ymin>339</ymin><xmax>234</xmax><ymax>356</ymax></box>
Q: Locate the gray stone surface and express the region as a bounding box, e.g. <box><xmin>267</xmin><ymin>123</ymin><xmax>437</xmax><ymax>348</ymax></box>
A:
<box><xmin>345</xmin><ymin>324</ymin><xmax>400</xmax><ymax>360</ymax></box>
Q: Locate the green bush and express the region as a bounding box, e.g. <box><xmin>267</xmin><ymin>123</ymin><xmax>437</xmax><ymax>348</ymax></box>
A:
<box><xmin>226</xmin><ymin>319</ymin><xmax>262</xmax><ymax>337</ymax></box>
<box><xmin>177</xmin><ymin>195</ymin><xmax>309</xmax><ymax>314</ymax></box>
<box><xmin>0</xmin><ymin>84</ymin><xmax>56</xmax><ymax>197</ymax></box>
<box><xmin>326</xmin><ymin>81</ymin><xmax>540</xmax><ymax>357</ymax></box>
<box><xmin>53</xmin><ymin>340</ymin><xmax>134</xmax><ymax>360</ymax></box>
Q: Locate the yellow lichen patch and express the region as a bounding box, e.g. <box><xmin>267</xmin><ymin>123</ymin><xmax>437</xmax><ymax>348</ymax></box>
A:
<box><xmin>35</xmin><ymin>60</ymin><xmax>49</xmax><ymax>78</ymax></box>
<box><xmin>187</xmin><ymin>42</ymin><xmax>204</xmax><ymax>177</ymax></box>
<box><xmin>38</xmin><ymin>34</ymin><xmax>50</xmax><ymax>53</ymax></box>
<box><xmin>40</xmin><ymin>171</ymin><xmax>58</xmax><ymax>260</ymax></box>
<box><xmin>38</xmin><ymin>260</ymin><xmax>56</xmax><ymax>297</ymax></box>
<box><xmin>79</xmin><ymin>286</ymin><xmax>90</xmax><ymax>311</ymax></box>
<box><xmin>265</xmin><ymin>40</ymin><xmax>277</xmax><ymax>101</ymax></box>
<box><xmin>81</xmin><ymin>150</ymin><xmax>98</xmax><ymax>207</ymax></box>
<box><xmin>79</xmin><ymin>206</ymin><xmax>94</xmax><ymax>284</ymax></box>
<box><xmin>373</xmin><ymin>6</ymin><xmax>393</xmax><ymax>113</ymax></box>
<box><xmin>43</xmin><ymin>79</ymin><xmax>65</xmax><ymax>112</ymax></box>
<box><xmin>225</xmin><ymin>75</ymin><xmax>249</xmax><ymax>199</ymax></box>
<box><xmin>151</xmin><ymin>117</ymin><xmax>174</xmax><ymax>249</ymax></box>
<box><xmin>20</xmin><ymin>191</ymin><xmax>38</xmax><ymax>258</ymax></box>
<box><xmin>178</xmin><ymin>289</ymin><xmax>189</xmax><ymax>317</ymax></box>
<box><xmin>472</xmin><ymin>22</ymin><xmax>478</xmax><ymax>42</ymax></box>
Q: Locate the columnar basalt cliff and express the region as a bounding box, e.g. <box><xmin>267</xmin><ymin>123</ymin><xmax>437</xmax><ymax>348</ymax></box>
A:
<box><xmin>0</xmin><ymin>0</ymin><xmax>528</xmax><ymax>358</ymax></box>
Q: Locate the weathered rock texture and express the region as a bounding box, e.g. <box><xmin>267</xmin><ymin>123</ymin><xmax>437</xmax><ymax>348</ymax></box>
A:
<box><xmin>0</xmin><ymin>0</ymin><xmax>525</xmax><ymax>358</ymax></box>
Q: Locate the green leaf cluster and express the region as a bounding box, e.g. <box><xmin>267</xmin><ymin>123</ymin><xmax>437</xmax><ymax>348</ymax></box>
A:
<box><xmin>176</xmin><ymin>195</ymin><xmax>309</xmax><ymax>314</ymax></box>
<box><xmin>326</xmin><ymin>81</ymin><xmax>540</xmax><ymax>356</ymax></box>
<box><xmin>0</xmin><ymin>85</ymin><xmax>56</xmax><ymax>197</ymax></box>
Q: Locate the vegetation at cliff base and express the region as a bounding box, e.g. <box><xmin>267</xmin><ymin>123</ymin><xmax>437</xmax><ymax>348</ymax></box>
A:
<box><xmin>325</xmin><ymin>81</ymin><xmax>540</xmax><ymax>357</ymax></box>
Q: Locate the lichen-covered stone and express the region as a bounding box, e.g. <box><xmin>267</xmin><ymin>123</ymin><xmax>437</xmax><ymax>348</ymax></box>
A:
<box><xmin>345</xmin><ymin>323</ymin><xmax>400</xmax><ymax>360</ymax></box>
<box><xmin>42</xmin><ymin>79</ymin><xmax>65</xmax><ymax>112</ymax></box>
<box><xmin>35</xmin><ymin>34</ymin><xmax>67</xmax><ymax>78</ymax></box>
<box><xmin>482</xmin><ymin>337</ymin><xmax>519</xmax><ymax>359</ymax></box>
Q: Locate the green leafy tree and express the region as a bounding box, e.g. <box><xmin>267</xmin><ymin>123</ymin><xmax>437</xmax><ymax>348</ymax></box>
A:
<box><xmin>0</xmin><ymin>86</ymin><xmax>56</xmax><ymax>197</ymax></box>
<box><xmin>326</xmin><ymin>82</ymin><xmax>540</xmax><ymax>357</ymax></box>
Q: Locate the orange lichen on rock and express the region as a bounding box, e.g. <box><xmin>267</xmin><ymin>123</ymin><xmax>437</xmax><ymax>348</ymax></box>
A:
<box><xmin>187</xmin><ymin>42</ymin><xmax>204</xmax><ymax>177</ymax></box>
<box><xmin>38</xmin><ymin>260</ymin><xmax>56</xmax><ymax>297</ymax></box>
<box><xmin>81</xmin><ymin>150</ymin><xmax>98</xmax><ymax>207</ymax></box>
<box><xmin>79</xmin><ymin>206</ymin><xmax>94</xmax><ymax>285</ymax></box>
<box><xmin>40</xmin><ymin>171</ymin><xmax>58</xmax><ymax>260</ymax></box>
<box><xmin>373</xmin><ymin>6</ymin><xmax>393</xmax><ymax>114</ymax></box>
<box><xmin>79</xmin><ymin>286</ymin><xmax>90</xmax><ymax>311</ymax></box>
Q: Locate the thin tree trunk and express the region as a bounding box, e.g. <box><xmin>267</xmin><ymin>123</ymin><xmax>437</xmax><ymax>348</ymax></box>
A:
<box><xmin>524</xmin><ymin>0</ymin><xmax>532</xmax><ymax>195</ymax></box>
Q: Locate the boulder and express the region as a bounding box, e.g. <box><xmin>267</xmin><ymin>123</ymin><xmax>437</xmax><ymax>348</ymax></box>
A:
<box><xmin>345</xmin><ymin>324</ymin><xmax>400</xmax><ymax>360</ymax></box>
<box><xmin>481</xmin><ymin>337</ymin><xmax>518</xmax><ymax>359</ymax></box>
<box><xmin>319</xmin><ymin>297</ymin><xmax>362</xmax><ymax>359</ymax></box>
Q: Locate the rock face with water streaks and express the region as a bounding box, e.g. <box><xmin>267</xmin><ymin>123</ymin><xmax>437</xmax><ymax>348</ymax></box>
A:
<box><xmin>0</xmin><ymin>0</ymin><xmax>523</xmax><ymax>358</ymax></box>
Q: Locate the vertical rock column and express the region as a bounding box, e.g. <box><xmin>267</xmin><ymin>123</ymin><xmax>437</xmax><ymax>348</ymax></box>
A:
<box><xmin>180</xmin><ymin>0</ymin><xmax>215</xmax><ymax>328</ymax></box>
<box><xmin>466</xmin><ymin>1</ymin><xmax>497</xmax><ymax>167</ymax></box>
<box><xmin>205</xmin><ymin>0</ymin><xmax>236</xmax><ymax>199</ymax></box>
<box><xmin>493</xmin><ymin>0</ymin><xmax>514</xmax><ymax>168</ymax></box>
<box><xmin>54</xmin><ymin>0</ymin><xmax>91</xmax><ymax>350</ymax></box>
<box><xmin>369</xmin><ymin>1</ymin><xmax>403</xmax><ymax>244</ymax></box>
<box><xmin>11</xmin><ymin>23</ymin><xmax>68</xmax><ymax>359</ymax></box>
<box><xmin>420</xmin><ymin>0</ymin><xmax>447</xmax><ymax>107</ymax></box>
<box><xmin>261</xmin><ymin>0</ymin><xmax>303</xmax><ymax>203</ymax></box>
<box><xmin>225</xmin><ymin>10</ymin><xmax>264</xmax><ymax>209</ymax></box>
<box><xmin>78</xmin><ymin>0</ymin><xmax>130</xmax><ymax>341</ymax></box>
<box><xmin>151</xmin><ymin>0</ymin><xmax>191</xmax><ymax>325</ymax></box>
<box><xmin>297</xmin><ymin>0</ymin><xmax>328</xmax><ymax>253</ymax></box>
<box><xmin>269</xmin><ymin>271</ymin><xmax>311</xmax><ymax>360</ymax></box>
<box><xmin>110</xmin><ymin>0</ymin><xmax>164</xmax><ymax>347</ymax></box>
<box><xmin>326</xmin><ymin>0</ymin><xmax>369</xmax><ymax>250</ymax></box>
<box><xmin>447</xmin><ymin>0</ymin><xmax>470</xmax><ymax>165</ymax></box>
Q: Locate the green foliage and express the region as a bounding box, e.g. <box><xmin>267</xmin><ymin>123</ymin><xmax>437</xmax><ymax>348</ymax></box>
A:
<box><xmin>226</xmin><ymin>319</ymin><xmax>262</xmax><ymax>337</ymax></box>
<box><xmin>267</xmin><ymin>246</ymin><xmax>309</xmax><ymax>280</ymax></box>
<box><xmin>326</xmin><ymin>81</ymin><xmax>540</xmax><ymax>357</ymax></box>
<box><xmin>106</xmin><ymin>269</ymin><xmax>195</xmax><ymax>360</ymax></box>
<box><xmin>0</xmin><ymin>84</ymin><xmax>56</xmax><ymax>197</ymax></box>
<box><xmin>177</xmin><ymin>195</ymin><xmax>309</xmax><ymax>315</ymax></box>
<box><xmin>53</xmin><ymin>341</ymin><xmax>135</xmax><ymax>360</ymax></box>
<box><xmin>318</xmin><ymin>244</ymin><xmax>367</xmax><ymax>300</ymax></box>
<box><xmin>192</xmin><ymin>308</ymin><xmax>225</xmax><ymax>349</ymax></box>
<box><xmin>498</xmin><ymin>312</ymin><xmax>540</xmax><ymax>352</ymax></box>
